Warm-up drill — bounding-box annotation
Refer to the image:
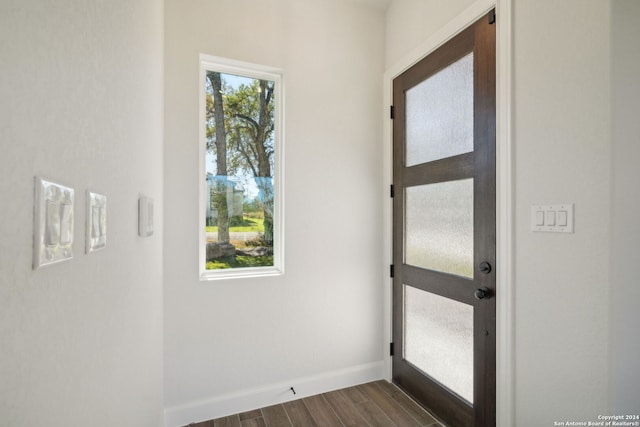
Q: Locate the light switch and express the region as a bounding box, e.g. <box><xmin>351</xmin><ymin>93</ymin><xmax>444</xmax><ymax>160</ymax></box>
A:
<box><xmin>545</xmin><ymin>211</ymin><xmax>556</xmax><ymax>226</ymax></box>
<box><xmin>60</xmin><ymin>203</ymin><xmax>72</xmax><ymax>244</ymax></box>
<box><xmin>86</xmin><ymin>191</ymin><xmax>106</xmax><ymax>253</ymax></box>
<box><xmin>98</xmin><ymin>207</ymin><xmax>106</xmax><ymax>236</ymax></box>
<box><xmin>535</xmin><ymin>210</ymin><xmax>545</xmax><ymax>226</ymax></box>
<box><xmin>557</xmin><ymin>210</ymin><xmax>568</xmax><ymax>227</ymax></box>
<box><xmin>138</xmin><ymin>196</ymin><xmax>154</xmax><ymax>237</ymax></box>
<box><xmin>91</xmin><ymin>206</ymin><xmax>100</xmax><ymax>238</ymax></box>
<box><xmin>45</xmin><ymin>200</ymin><xmax>61</xmax><ymax>245</ymax></box>
<box><xmin>34</xmin><ymin>177</ymin><xmax>74</xmax><ymax>269</ymax></box>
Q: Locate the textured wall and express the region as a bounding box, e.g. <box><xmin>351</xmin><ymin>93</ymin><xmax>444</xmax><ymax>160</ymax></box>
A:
<box><xmin>164</xmin><ymin>0</ymin><xmax>385</xmax><ymax>422</ymax></box>
<box><xmin>0</xmin><ymin>0</ymin><xmax>164</xmax><ymax>425</ymax></box>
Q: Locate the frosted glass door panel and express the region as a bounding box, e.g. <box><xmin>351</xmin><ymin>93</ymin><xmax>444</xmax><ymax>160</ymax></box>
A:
<box><xmin>405</xmin><ymin>53</ymin><xmax>473</xmax><ymax>166</ymax></box>
<box><xmin>405</xmin><ymin>179</ymin><xmax>474</xmax><ymax>278</ymax></box>
<box><xmin>404</xmin><ymin>285</ymin><xmax>474</xmax><ymax>403</ymax></box>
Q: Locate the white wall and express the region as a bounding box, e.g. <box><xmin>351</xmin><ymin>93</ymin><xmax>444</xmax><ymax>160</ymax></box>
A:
<box><xmin>513</xmin><ymin>1</ymin><xmax>611</xmax><ymax>424</ymax></box>
<box><xmin>385</xmin><ymin>0</ymin><xmax>477</xmax><ymax>69</ymax></box>
<box><xmin>0</xmin><ymin>0</ymin><xmax>164</xmax><ymax>426</ymax></box>
<box><xmin>163</xmin><ymin>0</ymin><xmax>386</xmax><ymax>424</ymax></box>
<box><xmin>611</xmin><ymin>0</ymin><xmax>640</xmax><ymax>414</ymax></box>
<box><xmin>386</xmin><ymin>0</ymin><xmax>615</xmax><ymax>425</ymax></box>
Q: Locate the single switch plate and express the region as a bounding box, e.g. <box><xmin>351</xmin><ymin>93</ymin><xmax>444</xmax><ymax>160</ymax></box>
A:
<box><xmin>531</xmin><ymin>204</ymin><xmax>574</xmax><ymax>233</ymax></box>
<box><xmin>33</xmin><ymin>177</ymin><xmax>74</xmax><ymax>269</ymax></box>
<box><xmin>86</xmin><ymin>191</ymin><xmax>107</xmax><ymax>253</ymax></box>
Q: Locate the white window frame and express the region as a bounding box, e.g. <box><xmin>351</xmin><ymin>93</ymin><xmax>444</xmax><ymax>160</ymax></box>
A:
<box><xmin>198</xmin><ymin>54</ymin><xmax>284</xmax><ymax>281</ymax></box>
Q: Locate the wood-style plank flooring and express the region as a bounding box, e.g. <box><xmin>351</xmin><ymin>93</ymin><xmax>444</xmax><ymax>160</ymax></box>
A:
<box><xmin>185</xmin><ymin>380</ymin><xmax>446</xmax><ymax>427</ymax></box>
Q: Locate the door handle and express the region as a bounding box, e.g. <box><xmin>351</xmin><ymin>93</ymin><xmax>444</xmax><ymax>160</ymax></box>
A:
<box><xmin>474</xmin><ymin>287</ymin><xmax>492</xmax><ymax>300</ymax></box>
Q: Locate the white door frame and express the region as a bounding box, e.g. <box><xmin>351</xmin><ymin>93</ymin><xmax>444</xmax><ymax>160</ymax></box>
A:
<box><xmin>381</xmin><ymin>1</ymin><xmax>514</xmax><ymax>425</ymax></box>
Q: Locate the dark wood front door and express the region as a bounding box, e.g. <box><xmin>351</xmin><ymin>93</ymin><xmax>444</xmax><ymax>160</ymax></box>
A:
<box><xmin>391</xmin><ymin>11</ymin><xmax>496</xmax><ymax>427</ymax></box>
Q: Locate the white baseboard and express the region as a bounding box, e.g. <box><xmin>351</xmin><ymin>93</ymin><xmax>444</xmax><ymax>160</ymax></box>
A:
<box><xmin>164</xmin><ymin>361</ymin><xmax>385</xmax><ymax>427</ymax></box>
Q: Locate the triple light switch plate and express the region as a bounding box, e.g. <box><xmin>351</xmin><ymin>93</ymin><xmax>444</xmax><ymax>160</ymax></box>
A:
<box><xmin>531</xmin><ymin>204</ymin><xmax>574</xmax><ymax>233</ymax></box>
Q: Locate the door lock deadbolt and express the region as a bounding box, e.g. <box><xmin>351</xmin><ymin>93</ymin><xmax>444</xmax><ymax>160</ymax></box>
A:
<box><xmin>479</xmin><ymin>261</ymin><xmax>492</xmax><ymax>274</ymax></box>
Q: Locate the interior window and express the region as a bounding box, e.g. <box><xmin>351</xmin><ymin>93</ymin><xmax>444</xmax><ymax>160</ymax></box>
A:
<box><xmin>199</xmin><ymin>55</ymin><xmax>284</xmax><ymax>280</ymax></box>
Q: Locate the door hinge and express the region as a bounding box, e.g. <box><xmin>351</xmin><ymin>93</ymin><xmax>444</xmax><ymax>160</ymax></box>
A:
<box><xmin>390</xmin><ymin>105</ymin><xmax>395</xmax><ymax>119</ymax></box>
<box><xmin>488</xmin><ymin>9</ymin><xmax>496</xmax><ymax>24</ymax></box>
<box><xmin>390</xmin><ymin>185</ymin><xmax>394</xmax><ymax>198</ymax></box>
<box><xmin>390</xmin><ymin>342</ymin><xmax>395</xmax><ymax>356</ymax></box>
<box><xmin>390</xmin><ymin>264</ymin><xmax>395</xmax><ymax>278</ymax></box>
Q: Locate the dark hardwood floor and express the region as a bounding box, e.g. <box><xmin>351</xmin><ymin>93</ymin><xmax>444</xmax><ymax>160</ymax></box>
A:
<box><xmin>185</xmin><ymin>380</ymin><xmax>446</xmax><ymax>427</ymax></box>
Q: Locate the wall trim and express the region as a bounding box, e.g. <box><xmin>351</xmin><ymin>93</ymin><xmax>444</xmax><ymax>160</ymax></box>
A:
<box><xmin>163</xmin><ymin>361</ymin><xmax>385</xmax><ymax>427</ymax></box>
<box><xmin>495</xmin><ymin>1</ymin><xmax>515</xmax><ymax>426</ymax></box>
<box><xmin>381</xmin><ymin>1</ymin><xmax>514</xmax><ymax>426</ymax></box>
